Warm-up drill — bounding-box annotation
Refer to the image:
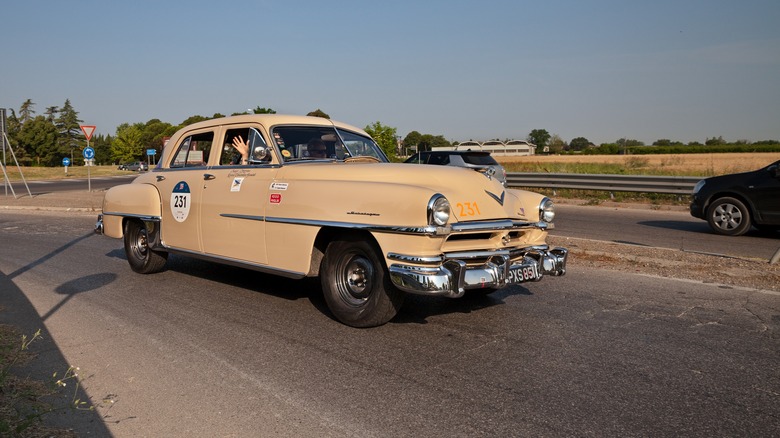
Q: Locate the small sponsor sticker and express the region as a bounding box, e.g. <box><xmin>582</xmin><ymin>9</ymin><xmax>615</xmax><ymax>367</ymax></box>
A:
<box><xmin>231</xmin><ymin>177</ymin><xmax>244</xmax><ymax>192</ymax></box>
<box><xmin>270</xmin><ymin>182</ymin><xmax>288</xmax><ymax>191</ymax></box>
<box><xmin>270</xmin><ymin>193</ymin><xmax>282</xmax><ymax>204</ymax></box>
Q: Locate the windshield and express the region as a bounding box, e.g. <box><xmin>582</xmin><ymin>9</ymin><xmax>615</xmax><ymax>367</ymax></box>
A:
<box><xmin>271</xmin><ymin>125</ymin><xmax>387</xmax><ymax>163</ymax></box>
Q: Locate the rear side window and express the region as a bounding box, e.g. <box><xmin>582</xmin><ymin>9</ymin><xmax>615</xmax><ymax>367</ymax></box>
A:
<box><xmin>427</xmin><ymin>154</ymin><xmax>449</xmax><ymax>165</ymax></box>
<box><xmin>171</xmin><ymin>132</ymin><xmax>214</xmax><ymax>168</ymax></box>
<box><xmin>461</xmin><ymin>153</ymin><xmax>498</xmax><ymax>166</ymax></box>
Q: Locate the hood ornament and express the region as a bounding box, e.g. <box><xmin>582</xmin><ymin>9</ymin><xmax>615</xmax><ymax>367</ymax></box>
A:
<box><xmin>485</xmin><ymin>190</ymin><xmax>505</xmax><ymax>206</ymax></box>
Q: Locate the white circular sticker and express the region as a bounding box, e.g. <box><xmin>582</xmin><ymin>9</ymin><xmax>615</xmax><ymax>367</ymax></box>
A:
<box><xmin>171</xmin><ymin>181</ymin><xmax>191</xmax><ymax>222</ymax></box>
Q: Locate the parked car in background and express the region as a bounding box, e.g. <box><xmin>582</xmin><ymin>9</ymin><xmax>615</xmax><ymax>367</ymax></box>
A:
<box><xmin>119</xmin><ymin>161</ymin><xmax>148</xmax><ymax>171</ymax></box>
<box><xmin>96</xmin><ymin>114</ymin><xmax>567</xmax><ymax>327</ymax></box>
<box><xmin>404</xmin><ymin>150</ymin><xmax>507</xmax><ymax>186</ymax></box>
<box><xmin>690</xmin><ymin>160</ymin><xmax>780</xmax><ymax>235</ymax></box>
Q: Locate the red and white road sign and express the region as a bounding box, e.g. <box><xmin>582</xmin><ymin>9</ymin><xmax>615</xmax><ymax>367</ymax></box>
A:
<box><xmin>80</xmin><ymin>125</ymin><xmax>96</xmax><ymax>141</ymax></box>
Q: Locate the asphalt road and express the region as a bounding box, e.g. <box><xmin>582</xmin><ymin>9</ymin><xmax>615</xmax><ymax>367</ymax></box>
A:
<box><xmin>2</xmin><ymin>173</ymin><xmax>138</xmax><ymax>195</ymax></box>
<box><xmin>1</xmin><ymin>211</ymin><xmax>778</xmax><ymax>437</ymax></box>
<box><xmin>553</xmin><ymin>204</ymin><xmax>780</xmax><ymax>261</ymax></box>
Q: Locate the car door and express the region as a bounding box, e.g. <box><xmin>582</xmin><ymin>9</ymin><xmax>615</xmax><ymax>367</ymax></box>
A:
<box><xmin>752</xmin><ymin>162</ymin><xmax>780</xmax><ymax>224</ymax></box>
<box><xmin>157</xmin><ymin>129</ymin><xmax>216</xmax><ymax>252</ymax></box>
<box><xmin>198</xmin><ymin>124</ymin><xmax>278</xmax><ymax>264</ymax></box>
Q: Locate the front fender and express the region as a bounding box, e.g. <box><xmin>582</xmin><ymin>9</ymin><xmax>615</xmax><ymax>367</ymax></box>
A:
<box><xmin>101</xmin><ymin>183</ymin><xmax>162</xmax><ymax>238</ymax></box>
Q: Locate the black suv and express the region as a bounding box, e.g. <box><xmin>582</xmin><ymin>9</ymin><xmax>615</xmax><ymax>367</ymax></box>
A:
<box><xmin>404</xmin><ymin>151</ymin><xmax>507</xmax><ymax>186</ymax></box>
<box><xmin>690</xmin><ymin>160</ymin><xmax>780</xmax><ymax>235</ymax></box>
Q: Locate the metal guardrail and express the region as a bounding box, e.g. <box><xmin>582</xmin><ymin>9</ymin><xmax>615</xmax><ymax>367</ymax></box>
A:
<box><xmin>506</xmin><ymin>173</ymin><xmax>702</xmax><ymax>195</ymax></box>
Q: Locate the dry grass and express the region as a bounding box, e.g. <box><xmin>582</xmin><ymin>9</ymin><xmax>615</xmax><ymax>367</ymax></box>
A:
<box><xmin>497</xmin><ymin>152</ymin><xmax>780</xmax><ymax>177</ymax></box>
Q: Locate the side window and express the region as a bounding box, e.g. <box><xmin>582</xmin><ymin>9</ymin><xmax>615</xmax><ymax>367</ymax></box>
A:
<box><xmin>220</xmin><ymin>127</ymin><xmax>270</xmax><ymax>165</ymax></box>
<box><xmin>221</xmin><ymin>128</ymin><xmax>249</xmax><ymax>165</ymax></box>
<box><xmin>170</xmin><ymin>132</ymin><xmax>214</xmax><ymax>168</ymax></box>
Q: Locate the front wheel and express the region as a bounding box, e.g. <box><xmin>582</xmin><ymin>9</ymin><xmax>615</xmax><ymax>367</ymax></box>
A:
<box><xmin>124</xmin><ymin>220</ymin><xmax>168</xmax><ymax>274</ymax></box>
<box><xmin>706</xmin><ymin>197</ymin><xmax>752</xmax><ymax>236</ymax></box>
<box><xmin>320</xmin><ymin>236</ymin><xmax>404</xmax><ymax>327</ymax></box>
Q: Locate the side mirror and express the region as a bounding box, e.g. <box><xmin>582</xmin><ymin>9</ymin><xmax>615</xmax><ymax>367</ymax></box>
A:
<box><xmin>250</xmin><ymin>145</ymin><xmax>269</xmax><ymax>162</ymax></box>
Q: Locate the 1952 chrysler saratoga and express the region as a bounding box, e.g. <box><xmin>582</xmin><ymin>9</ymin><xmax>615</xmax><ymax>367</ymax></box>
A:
<box><xmin>96</xmin><ymin>114</ymin><xmax>567</xmax><ymax>327</ymax></box>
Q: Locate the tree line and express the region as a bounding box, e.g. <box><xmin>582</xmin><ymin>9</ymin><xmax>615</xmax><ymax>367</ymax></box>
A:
<box><xmin>4</xmin><ymin>100</ymin><xmax>778</xmax><ymax>168</ymax></box>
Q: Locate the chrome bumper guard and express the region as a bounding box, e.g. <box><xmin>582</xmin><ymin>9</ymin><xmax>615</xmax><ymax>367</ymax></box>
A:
<box><xmin>388</xmin><ymin>246</ymin><xmax>567</xmax><ymax>298</ymax></box>
<box><xmin>95</xmin><ymin>214</ymin><xmax>104</xmax><ymax>235</ymax></box>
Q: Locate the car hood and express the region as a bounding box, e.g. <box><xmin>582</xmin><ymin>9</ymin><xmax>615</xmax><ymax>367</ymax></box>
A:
<box><xmin>273</xmin><ymin>162</ymin><xmax>542</xmax><ymax>224</ymax></box>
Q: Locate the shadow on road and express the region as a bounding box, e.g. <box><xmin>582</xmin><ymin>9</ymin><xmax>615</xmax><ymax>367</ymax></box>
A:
<box><xmin>0</xmin><ymin>258</ymin><xmax>114</xmax><ymax>435</ymax></box>
<box><xmin>154</xmin><ymin>253</ymin><xmax>531</xmax><ymax>326</ymax></box>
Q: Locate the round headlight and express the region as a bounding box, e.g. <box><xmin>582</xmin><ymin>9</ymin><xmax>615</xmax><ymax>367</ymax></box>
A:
<box><xmin>428</xmin><ymin>194</ymin><xmax>450</xmax><ymax>226</ymax></box>
<box><xmin>540</xmin><ymin>197</ymin><xmax>555</xmax><ymax>223</ymax></box>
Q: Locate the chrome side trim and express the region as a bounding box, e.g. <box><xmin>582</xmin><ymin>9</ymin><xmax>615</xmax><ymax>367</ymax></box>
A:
<box><xmin>220</xmin><ymin>213</ymin><xmax>266</xmax><ymax>221</ymax></box>
<box><xmin>265</xmin><ymin>216</ymin><xmax>445</xmax><ymax>235</ymax></box>
<box><xmin>102</xmin><ymin>211</ymin><xmax>162</xmax><ymax>221</ymax></box>
<box><xmin>263</xmin><ymin>216</ymin><xmax>548</xmax><ymax>236</ymax></box>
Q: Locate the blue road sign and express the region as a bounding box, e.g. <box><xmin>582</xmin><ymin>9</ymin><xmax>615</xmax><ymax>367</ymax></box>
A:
<box><xmin>83</xmin><ymin>147</ymin><xmax>95</xmax><ymax>160</ymax></box>
<box><xmin>63</xmin><ymin>157</ymin><xmax>71</xmax><ymax>166</ymax></box>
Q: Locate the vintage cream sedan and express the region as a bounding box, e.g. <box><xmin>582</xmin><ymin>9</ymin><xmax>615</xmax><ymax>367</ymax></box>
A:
<box><xmin>96</xmin><ymin>115</ymin><xmax>567</xmax><ymax>327</ymax></box>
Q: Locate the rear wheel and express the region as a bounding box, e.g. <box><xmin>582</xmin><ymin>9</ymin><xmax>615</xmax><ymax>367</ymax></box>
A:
<box><xmin>706</xmin><ymin>197</ymin><xmax>752</xmax><ymax>236</ymax></box>
<box><xmin>320</xmin><ymin>236</ymin><xmax>404</xmax><ymax>327</ymax></box>
<box><xmin>124</xmin><ymin>220</ymin><xmax>168</xmax><ymax>274</ymax></box>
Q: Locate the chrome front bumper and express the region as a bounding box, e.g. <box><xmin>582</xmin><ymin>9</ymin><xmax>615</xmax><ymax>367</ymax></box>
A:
<box><xmin>95</xmin><ymin>214</ymin><xmax>104</xmax><ymax>234</ymax></box>
<box><xmin>388</xmin><ymin>246</ymin><xmax>567</xmax><ymax>298</ymax></box>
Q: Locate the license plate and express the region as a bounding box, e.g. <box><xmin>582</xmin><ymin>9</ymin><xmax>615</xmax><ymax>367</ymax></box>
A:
<box><xmin>508</xmin><ymin>263</ymin><xmax>540</xmax><ymax>284</ymax></box>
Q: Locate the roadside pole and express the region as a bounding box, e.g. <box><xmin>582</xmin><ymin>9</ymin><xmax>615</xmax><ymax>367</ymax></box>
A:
<box><xmin>81</xmin><ymin>125</ymin><xmax>96</xmax><ymax>192</ymax></box>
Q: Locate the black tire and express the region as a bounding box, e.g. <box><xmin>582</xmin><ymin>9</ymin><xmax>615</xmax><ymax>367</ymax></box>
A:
<box><xmin>706</xmin><ymin>197</ymin><xmax>752</xmax><ymax>236</ymax></box>
<box><xmin>124</xmin><ymin>220</ymin><xmax>168</xmax><ymax>274</ymax></box>
<box><xmin>320</xmin><ymin>236</ymin><xmax>404</xmax><ymax>328</ymax></box>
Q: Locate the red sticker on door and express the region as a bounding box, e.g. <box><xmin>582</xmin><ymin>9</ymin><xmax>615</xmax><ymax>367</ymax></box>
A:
<box><xmin>270</xmin><ymin>193</ymin><xmax>282</xmax><ymax>204</ymax></box>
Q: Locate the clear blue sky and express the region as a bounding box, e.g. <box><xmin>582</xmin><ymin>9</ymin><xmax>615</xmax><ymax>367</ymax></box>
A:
<box><xmin>3</xmin><ymin>0</ymin><xmax>779</xmax><ymax>145</ymax></box>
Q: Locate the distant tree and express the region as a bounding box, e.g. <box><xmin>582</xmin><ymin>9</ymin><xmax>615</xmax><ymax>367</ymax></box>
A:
<box><xmin>527</xmin><ymin>129</ymin><xmax>550</xmax><ymax>150</ymax></box>
<box><xmin>307</xmin><ymin>109</ymin><xmax>330</xmax><ymax>119</ymax></box>
<box><xmin>44</xmin><ymin>106</ymin><xmax>58</xmax><ymax>122</ymax></box>
<box><xmin>653</xmin><ymin>139</ymin><xmax>672</xmax><ymax>146</ymax></box>
<box><xmin>364</xmin><ymin>121</ymin><xmax>398</xmax><ymax>160</ymax></box>
<box><xmin>92</xmin><ymin>133</ymin><xmax>113</xmax><ymax>165</ymax></box>
<box><xmin>417</xmin><ymin>134</ymin><xmax>450</xmax><ymax>151</ymax></box>
<box><xmin>18</xmin><ymin>99</ymin><xmax>35</xmax><ymax>124</ymax></box>
<box><xmin>402</xmin><ymin>131</ymin><xmax>422</xmax><ymax>152</ymax></box>
<box><xmin>688</xmin><ymin>141</ymin><xmax>703</xmax><ymax>146</ymax></box>
<box><xmin>252</xmin><ymin>107</ymin><xmax>276</xmax><ymax>114</ymax></box>
<box><xmin>180</xmin><ymin>115</ymin><xmax>210</xmax><ymax>126</ymax></box>
<box><xmin>547</xmin><ymin>134</ymin><xmax>566</xmax><ymax>154</ymax></box>
<box><xmin>139</xmin><ymin>119</ymin><xmax>177</xmax><ymax>156</ymax></box>
<box><xmin>705</xmin><ymin>136</ymin><xmax>725</xmax><ymax>146</ymax></box>
<box><xmin>18</xmin><ymin>116</ymin><xmax>57</xmax><ymax>166</ymax></box>
<box><xmin>55</xmin><ymin>99</ymin><xmax>83</xmax><ymax>162</ymax></box>
<box><xmin>615</xmin><ymin>138</ymin><xmax>645</xmax><ymax>147</ymax></box>
<box><xmin>111</xmin><ymin>123</ymin><xmax>145</xmax><ymax>163</ymax></box>
<box><xmin>569</xmin><ymin>136</ymin><xmax>590</xmax><ymax>151</ymax></box>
